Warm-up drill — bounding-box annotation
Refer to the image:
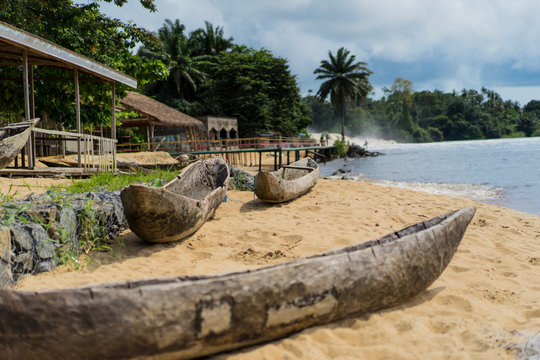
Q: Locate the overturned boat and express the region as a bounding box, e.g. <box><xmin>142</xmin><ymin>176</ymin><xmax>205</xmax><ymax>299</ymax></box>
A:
<box><xmin>255</xmin><ymin>157</ymin><xmax>319</xmax><ymax>202</ymax></box>
<box><xmin>0</xmin><ymin>118</ymin><xmax>39</xmax><ymax>169</ymax></box>
<box><xmin>120</xmin><ymin>156</ymin><xmax>229</xmax><ymax>243</ymax></box>
<box><xmin>0</xmin><ymin>207</ymin><xmax>475</xmax><ymax>360</ymax></box>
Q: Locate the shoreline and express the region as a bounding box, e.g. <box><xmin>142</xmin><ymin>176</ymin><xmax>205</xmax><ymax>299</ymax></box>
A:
<box><xmin>8</xmin><ymin>177</ymin><xmax>540</xmax><ymax>359</ymax></box>
<box><xmin>320</xmin><ymin>137</ymin><xmax>540</xmax><ymax>216</ymax></box>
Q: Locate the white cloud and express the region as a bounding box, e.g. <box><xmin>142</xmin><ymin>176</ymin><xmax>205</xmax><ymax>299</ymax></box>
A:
<box><xmin>98</xmin><ymin>0</ymin><xmax>540</xmax><ymax>104</ymax></box>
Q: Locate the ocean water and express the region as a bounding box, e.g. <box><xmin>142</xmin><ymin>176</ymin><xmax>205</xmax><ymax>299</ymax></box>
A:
<box><xmin>319</xmin><ymin>137</ymin><xmax>540</xmax><ymax>215</ymax></box>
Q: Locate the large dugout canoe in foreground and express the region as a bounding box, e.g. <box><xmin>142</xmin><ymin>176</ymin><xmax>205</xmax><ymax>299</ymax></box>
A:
<box><xmin>255</xmin><ymin>157</ymin><xmax>319</xmax><ymax>202</ymax></box>
<box><xmin>0</xmin><ymin>118</ymin><xmax>39</xmax><ymax>169</ymax></box>
<box><xmin>0</xmin><ymin>207</ymin><xmax>476</xmax><ymax>360</ymax></box>
<box><xmin>120</xmin><ymin>156</ymin><xmax>229</xmax><ymax>243</ymax></box>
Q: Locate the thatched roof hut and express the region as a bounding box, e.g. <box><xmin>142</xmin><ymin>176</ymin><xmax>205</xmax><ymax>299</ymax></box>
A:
<box><xmin>119</xmin><ymin>92</ymin><xmax>203</xmax><ymax>128</ymax></box>
<box><xmin>118</xmin><ymin>92</ymin><xmax>204</xmax><ymax>148</ymax></box>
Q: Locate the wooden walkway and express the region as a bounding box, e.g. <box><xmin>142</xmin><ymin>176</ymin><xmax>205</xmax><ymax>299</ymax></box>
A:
<box><xmin>0</xmin><ymin>167</ymin><xmax>100</xmax><ymax>178</ymax></box>
<box><xmin>175</xmin><ymin>145</ymin><xmax>335</xmax><ymax>171</ymax></box>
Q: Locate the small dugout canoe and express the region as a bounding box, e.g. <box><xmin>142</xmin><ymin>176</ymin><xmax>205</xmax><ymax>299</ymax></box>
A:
<box><xmin>0</xmin><ymin>207</ymin><xmax>476</xmax><ymax>360</ymax></box>
<box><xmin>120</xmin><ymin>156</ymin><xmax>229</xmax><ymax>243</ymax></box>
<box><xmin>255</xmin><ymin>157</ymin><xmax>319</xmax><ymax>203</ymax></box>
<box><xmin>0</xmin><ymin>118</ymin><xmax>39</xmax><ymax>170</ymax></box>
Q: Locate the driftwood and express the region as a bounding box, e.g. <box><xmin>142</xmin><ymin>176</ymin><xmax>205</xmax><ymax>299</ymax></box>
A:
<box><xmin>0</xmin><ymin>207</ymin><xmax>475</xmax><ymax>360</ymax></box>
<box><xmin>0</xmin><ymin>118</ymin><xmax>39</xmax><ymax>169</ymax></box>
<box><xmin>120</xmin><ymin>157</ymin><xmax>229</xmax><ymax>243</ymax></box>
<box><xmin>255</xmin><ymin>157</ymin><xmax>319</xmax><ymax>203</ymax></box>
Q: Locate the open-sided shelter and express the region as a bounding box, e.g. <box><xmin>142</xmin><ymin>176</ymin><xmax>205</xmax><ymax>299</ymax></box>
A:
<box><xmin>0</xmin><ymin>21</ymin><xmax>137</xmax><ymax>172</ymax></box>
<box><xmin>118</xmin><ymin>91</ymin><xmax>204</xmax><ymax>150</ymax></box>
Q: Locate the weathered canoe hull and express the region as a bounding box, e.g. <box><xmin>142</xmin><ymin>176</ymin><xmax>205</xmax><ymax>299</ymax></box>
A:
<box><xmin>0</xmin><ymin>119</ymin><xmax>39</xmax><ymax>169</ymax></box>
<box><xmin>0</xmin><ymin>207</ymin><xmax>475</xmax><ymax>360</ymax></box>
<box><xmin>255</xmin><ymin>157</ymin><xmax>319</xmax><ymax>202</ymax></box>
<box><xmin>120</xmin><ymin>157</ymin><xmax>229</xmax><ymax>243</ymax></box>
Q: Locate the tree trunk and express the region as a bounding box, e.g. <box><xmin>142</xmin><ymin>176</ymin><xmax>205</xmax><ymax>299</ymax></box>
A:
<box><xmin>340</xmin><ymin>106</ymin><xmax>345</xmax><ymax>142</ymax></box>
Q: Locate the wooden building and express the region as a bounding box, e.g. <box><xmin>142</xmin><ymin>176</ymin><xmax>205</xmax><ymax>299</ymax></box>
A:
<box><xmin>0</xmin><ymin>21</ymin><xmax>136</xmax><ymax>174</ymax></box>
<box><xmin>118</xmin><ymin>91</ymin><xmax>204</xmax><ymax>151</ymax></box>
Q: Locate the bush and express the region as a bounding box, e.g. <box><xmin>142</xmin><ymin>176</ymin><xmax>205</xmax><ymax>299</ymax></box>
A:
<box><xmin>334</xmin><ymin>140</ymin><xmax>347</xmax><ymax>157</ymax></box>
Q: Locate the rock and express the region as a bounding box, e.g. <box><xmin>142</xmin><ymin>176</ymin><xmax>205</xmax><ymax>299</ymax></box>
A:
<box><xmin>229</xmin><ymin>166</ymin><xmax>255</xmax><ymax>191</ymax></box>
<box><xmin>12</xmin><ymin>252</ymin><xmax>33</xmax><ymax>273</ymax></box>
<box><xmin>331</xmin><ymin>169</ymin><xmax>351</xmax><ymax>176</ymax></box>
<box><xmin>48</xmin><ymin>206</ymin><xmax>78</xmax><ymax>251</ymax></box>
<box><xmin>346</xmin><ymin>144</ymin><xmax>383</xmax><ymax>158</ymax></box>
<box><xmin>176</xmin><ymin>154</ymin><xmax>190</xmax><ymax>166</ymax></box>
<box><xmin>35</xmin><ymin>258</ymin><xmax>56</xmax><ymax>273</ymax></box>
<box><xmin>0</xmin><ymin>227</ymin><xmax>12</xmax><ymax>288</ymax></box>
<box><xmin>11</xmin><ymin>224</ymin><xmax>34</xmax><ymax>252</ymax></box>
<box><xmin>0</xmin><ymin>227</ymin><xmax>11</xmax><ymax>263</ymax></box>
<box><xmin>0</xmin><ymin>189</ymin><xmax>130</xmax><ymax>288</ymax></box>
<box><xmin>28</xmin><ymin>223</ymin><xmax>55</xmax><ymax>259</ymax></box>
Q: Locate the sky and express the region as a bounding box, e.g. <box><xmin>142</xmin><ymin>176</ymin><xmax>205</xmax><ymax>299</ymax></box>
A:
<box><xmin>98</xmin><ymin>0</ymin><xmax>540</xmax><ymax>106</ymax></box>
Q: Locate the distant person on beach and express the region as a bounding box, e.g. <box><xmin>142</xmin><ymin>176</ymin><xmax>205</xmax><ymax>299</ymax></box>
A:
<box><xmin>364</xmin><ymin>140</ymin><xmax>368</xmax><ymax>148</ymax></box>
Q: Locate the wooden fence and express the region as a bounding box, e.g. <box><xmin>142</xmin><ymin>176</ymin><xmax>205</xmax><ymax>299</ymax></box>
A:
<box><xmin>116</xmin><ymin>136</ymin><xmax>321</xmax><ymax>154</ymax></box>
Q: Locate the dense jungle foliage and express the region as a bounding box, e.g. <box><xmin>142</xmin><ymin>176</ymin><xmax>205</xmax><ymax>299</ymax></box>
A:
<box><xmin>1</xmin><ymin>1</ymin><xmax>539</xmax><ymax>141</ymax></box>
<box><xmin>0</xmin><ymin>0</ymin><xmax>167</xmax><ymax>128</ymax></box>
<box><xmin>305</xmin><ymin>79</ymin><xmax>540</xmax><ymax>142</ymax></box>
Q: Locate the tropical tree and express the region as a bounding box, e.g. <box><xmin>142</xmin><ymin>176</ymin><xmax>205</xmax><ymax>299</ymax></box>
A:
<box><xmin>313</xmin><ymin>47</ymin><xmax>372</xmax><ymax>141</ymax></box>
<box><xmin>139</xmin><ymin>19</ymin><xmax>209</xmax><ymax>102</ymax></box>
<box><xmin>198</xmin><ymin>46</ymin><xmax>310</xmax><ymax>136</ymax></box>
<box><xmin>0</xmin><ymin>0</ymin><xmax>167</xmax><ymax>127</ymax></box>
<box><xmin>189</xmin><ymin>21</ymin><xmax>234</xmax><ymax>56</ymax></box>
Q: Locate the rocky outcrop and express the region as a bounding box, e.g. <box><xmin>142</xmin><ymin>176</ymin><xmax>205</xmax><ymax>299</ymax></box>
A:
<box><xmin>346</xmin><ymin>144</ymin><xmax>383</xmax><ymax>158</ymax></box>
<box><xmin>0</xmin><ymin>190</ymin><xmax>127</xmax><ymax>287</ymax></box>
<box><xmin>229</xmin><ymin>165</ymin><xmax>255</xmax><ymax>191</ymax></box>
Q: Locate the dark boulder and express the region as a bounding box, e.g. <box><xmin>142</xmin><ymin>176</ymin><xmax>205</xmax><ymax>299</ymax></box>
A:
<box><xmin>346</xmin><ymin>144</ymin><xmax>383</xmax><ymax>158</ymax></box>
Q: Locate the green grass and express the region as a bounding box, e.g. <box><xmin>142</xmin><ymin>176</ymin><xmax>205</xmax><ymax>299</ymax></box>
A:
<box><xmin>49</xmin><ymin>168</ymin><xmax>179</xmax><ymax>194</ymax></box>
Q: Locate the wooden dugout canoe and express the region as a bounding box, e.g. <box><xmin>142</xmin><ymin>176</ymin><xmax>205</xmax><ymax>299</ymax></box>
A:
<box><xmin>0</xmin><ymin>207</ymin><xmax>475</xmax><ymax>360</ymax></box>
<box><xmin>0</xmin><ymin>118</ymin><xmax>39</xmax><ymax>170</ymax></box>
<box><xmin>120</xmin><ymin>156</ymin><xmax>229</xmax><ymax>243</ymax></box>
<box><xmin>255</xmin><ymin>157</ymin><xmax>319</xmax><ymax>202</ymax></box>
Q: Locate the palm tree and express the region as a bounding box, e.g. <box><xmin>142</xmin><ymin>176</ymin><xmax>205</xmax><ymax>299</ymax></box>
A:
<box><xmin>314</xmin><ymin>47</ymin><xmax>372</xmax><ymax>141</ymax></box>
<box><xmin>138</xmin><ymin>19</ymin><xmax>208</xmax><ymax>100</ymax></box>
<box><xmin>189</xmin><ymin>21</ymin><xmax>234</xmax><ymax>56</ymax></box>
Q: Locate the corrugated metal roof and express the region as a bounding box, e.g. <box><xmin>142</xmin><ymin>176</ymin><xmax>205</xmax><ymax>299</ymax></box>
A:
<box><xmin>0</xmin><ymin>21</ymin><xmax>136</xmax><ymax>88</ymax></box>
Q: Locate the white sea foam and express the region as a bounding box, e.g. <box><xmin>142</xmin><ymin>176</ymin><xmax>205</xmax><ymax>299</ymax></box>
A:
<box><xmin>324</xmin><ymin>172</ymin><xmax>503</xmax><ymax>201</ymax></box>
<box><xmin>370</xmin><ymin>179</ymin><xmax>504</xmax><ymax>201</ymax></box>
<box><xmin>309</xmin><ymin>132</ymin><xmax>398</xmax><ymax>148</ymax></box>
<box><xmin>348</xmin><ymin>136</ymin><xmax>398</xmax><ymax>148</ymax></box>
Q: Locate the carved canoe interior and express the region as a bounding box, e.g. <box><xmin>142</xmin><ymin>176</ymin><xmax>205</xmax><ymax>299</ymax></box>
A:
<box><xmin>120</xmin><ymin>157</ymin><xmax>229</xmax><ymax>243</ymax></box>
<box><xmin>255</xmin><ymin>157</ymin><xmax>319</xmax><ymax>202</ymax></box>
<box><xmin>0</xmin><ymin>207</ymin><xmax>475</xmax><ymax>360</ymax></box>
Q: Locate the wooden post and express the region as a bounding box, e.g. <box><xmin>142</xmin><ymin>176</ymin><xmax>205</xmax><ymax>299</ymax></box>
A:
<box><xmin>22</xmin><ymin>49</ymin><xmax>30</xmax><ymax>121</ymax></box>
<box><xmin>30</xmin><ymin>65</ymin><xmax>36</xmax><ymax>168</ymax></box>
<box><xmin>150</xmin><ymin>124</ymin><xmax>155</xmax><ymax>151</ymax></box>
<box><xmin>30</xmin><ymin>66</ymin><xmax>35</xmax><ymax>119</ymax></box>
<box><xmin>111</xmin><ymin>82</ymin><xmax>117</xmax><ymax>171</ymax></box>
<box><xmin>74</xmin><ymin>69</ymin><xmax>81</xmax><ymax>168</ymax></box>
<box><xmin>22</xmin><ymin>48</ymin><xmax>34</xmax><ymax>169</ymax></box>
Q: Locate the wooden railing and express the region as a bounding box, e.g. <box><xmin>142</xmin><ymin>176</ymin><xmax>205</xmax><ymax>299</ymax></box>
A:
<box><xmin>32</xmin><ymin>128</ymin><xmax>117</xmax><ymax>171</ymax></box>
<box><xmin>116</xmin><ymin>136</ymin><xmax>320</xmax><ymax>154</ymax></box>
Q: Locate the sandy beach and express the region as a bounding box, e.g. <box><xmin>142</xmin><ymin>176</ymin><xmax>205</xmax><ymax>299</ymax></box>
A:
<box><xmin>7</xmin><ymin>174</ymin><xmax>540</xmax><ymax>359</ymax></box>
